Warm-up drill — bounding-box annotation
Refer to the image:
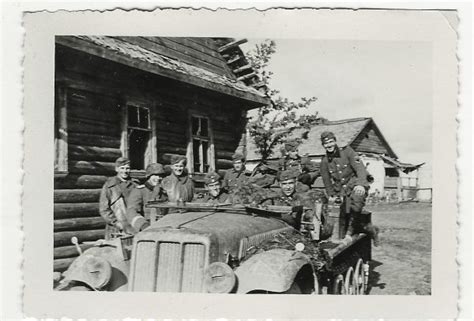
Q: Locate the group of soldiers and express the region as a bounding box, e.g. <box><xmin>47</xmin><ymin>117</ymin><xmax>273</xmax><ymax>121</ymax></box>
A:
<box><xmin>99</xmin><ymin>131</ymin><xmax>379</xmax><ymax>245</ymax></box>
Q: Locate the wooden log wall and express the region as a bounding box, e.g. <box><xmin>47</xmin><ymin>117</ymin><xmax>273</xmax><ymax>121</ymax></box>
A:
<box><xmin>352</xmin><ymin>127</ymin><xmax>391</xmax><ymax>156</ymax></box>
<box><xmin>54</xmin><ymin>43</ymin><xmax>252</xmax><ymax>272</ymax></box>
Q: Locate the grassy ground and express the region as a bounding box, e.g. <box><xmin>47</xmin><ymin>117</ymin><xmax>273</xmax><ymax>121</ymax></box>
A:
<box><xmin>365</xmin><ymin>202</ymin><xmax>432</xmax><ymax>295</ymax></box>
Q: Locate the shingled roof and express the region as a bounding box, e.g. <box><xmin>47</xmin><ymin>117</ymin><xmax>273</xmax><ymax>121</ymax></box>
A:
<box><xmin>56</xmin><ymin>36</ymin><xmax>269</xmax><ymax>106</ymax></box>
<box><xmin>246</xmin><ymin>117</ymin><xmax>398</xmax><ymax>161</ymax></box>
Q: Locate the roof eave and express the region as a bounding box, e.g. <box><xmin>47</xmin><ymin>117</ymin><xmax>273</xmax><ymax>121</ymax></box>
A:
<box><xmin>56</xmin><ymin>37</ymin><xmax>270</xmax><ymax>107</ymax></box>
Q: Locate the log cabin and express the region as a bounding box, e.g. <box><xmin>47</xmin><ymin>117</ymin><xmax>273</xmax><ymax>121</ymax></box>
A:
<box><xmin>53</xmin><ymin>36</ymin><xmax>270</xmax><ymax>272</ymax></box>
<box><xmin>246</xmin><ymin>117</ymin><xmax>424</xmax><ymax>201</ymax></box>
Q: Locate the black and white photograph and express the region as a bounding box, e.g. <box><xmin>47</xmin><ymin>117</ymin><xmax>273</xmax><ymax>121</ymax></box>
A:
<box><xmin>17</xmin><ymin>7</ymin><xmax>464</xmax><ymax>319</ymax></box>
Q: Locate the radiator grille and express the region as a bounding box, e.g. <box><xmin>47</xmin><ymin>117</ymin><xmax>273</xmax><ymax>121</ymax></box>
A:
<box><xmin>132</xmin><ymin>240</ymin><xmax>206</xmax><ymax>292</ymax></box>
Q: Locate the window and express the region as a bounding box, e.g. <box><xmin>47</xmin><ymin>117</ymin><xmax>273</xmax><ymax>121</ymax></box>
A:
<box><xmin>122</xmin><ymin>103</ymin><xmax>156</xmax><ymax>170</ymax></box>
<box><xmin>190</xmin><ymin>115</ymin><xmax>214</xmax><ymax>173</ymax></box>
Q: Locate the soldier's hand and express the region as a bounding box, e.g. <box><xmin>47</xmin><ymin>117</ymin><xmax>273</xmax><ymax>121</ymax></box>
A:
<box><xmin>354</xmin><ymin>185</ymin><xmax>366</xmax><ymax>196</ymax></box>
<box><xmin>115</xmin><ymin>221</ymin><xmax>124</xmax><ymax>230</ymax></box>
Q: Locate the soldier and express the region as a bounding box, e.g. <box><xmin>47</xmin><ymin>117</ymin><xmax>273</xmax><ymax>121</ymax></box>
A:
<box><xmin>195</xmin><ymin>172</ymin><xmax>232</xmax><ymax>205</ymax></box>
<box><xmin>261</xmin><ymin>168</ymin><xmax>311</xmax><ymax>229</ymax></box>
<box><xmin>161</xmin><ymin>155</ymin><xmax>195</xmax><ymax>202</ymax></box>
<box><xmin>278</xmin><ymin>139</ymin><xmax>319</xmax><ymax>191</ymax></box>
<box><xmin>222</xmin><ymin>152</ymin><xmax>251</xmax><ymax>194</ymax></box>
<box><xmin>99</xmin><ymin>157</ymin><xmax>137</xmax><ymax>239</ymax></box>
<box><xmin>319</xmin><ymin>131</ymin><xmax>379</xmax><ymax>245</ymax></box>
<box><xmin>126</xmin><ymin>163</ymin><xmax>168</xmax><ymax>233</ymax></box>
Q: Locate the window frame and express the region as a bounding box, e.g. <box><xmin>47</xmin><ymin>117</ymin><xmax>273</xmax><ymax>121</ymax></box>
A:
<box><xmin>54</xmin><ymin>86</ymin><xmax>68</xmax><ymax>175</ymax></box>
<box><xmin>121</xmin><ymin>100</ymin><xmax>157</xmax><ymax>171</ymax></box>
<box><xmin>187</xmin><ymin>113</ymin><xmax>215</xmax><ymax>174</ymax></box>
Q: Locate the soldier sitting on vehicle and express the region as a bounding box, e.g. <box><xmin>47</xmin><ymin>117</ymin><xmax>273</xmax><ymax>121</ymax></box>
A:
<box><xmin>260</xmin><ymin>168</ymin><xmax>312</xmax><ymax>229</ymax></box>
<box><xmin>162</xmin><ymin>155</ymin><xmax>195</xmax><ymax>203</ymax></box>
<box><xmin>319</xmin><ymin>131</ymin><xmax>379</xmax><ymax>246</ymax></box>
<box><xmin>278</xmin><ymin>139</ymin><xmax>319</xmax><ymax>192</ymax></box>
<box><xmin>195</xmin><ymin>172</ymin><xmax>233</xmax><ymax>205</ymax></box>
<box><xmin>126</xmin><ymin>163</ymin><xmax>168</xmax><ymax>233</ymax></box>
<box><xmin>222</xmin><ymin>152</ymin><xmax>251</xmax><ymax>194</ymax></box>
<box><xmin>99</xmin><ymin>157</ymin><xmax>137</xmax><ymax>239</ymax></box>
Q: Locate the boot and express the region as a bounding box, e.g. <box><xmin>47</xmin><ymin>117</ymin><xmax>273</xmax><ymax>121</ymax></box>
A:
<box><xmin>365</xmin><ymin>223</ymin><xmax>380</xmax><ymax>247</ymax></box>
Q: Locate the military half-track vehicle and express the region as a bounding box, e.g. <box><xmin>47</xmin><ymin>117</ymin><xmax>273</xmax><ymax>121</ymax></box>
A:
<box><xmin>55</xmin><ymin>201</ymin><xmax>372</xmax><ymax>294</ymax></box>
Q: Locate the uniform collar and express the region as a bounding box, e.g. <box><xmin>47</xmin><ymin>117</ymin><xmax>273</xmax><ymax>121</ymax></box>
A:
<box><xmin>144</xmin><ymin>181</ymin><xmax>155</xmax><ymax>191</ymax></box>
<box><xmin>107</xmin><ymin>176</ymin><xmax>131</xmax><ymax>187</ymax></box>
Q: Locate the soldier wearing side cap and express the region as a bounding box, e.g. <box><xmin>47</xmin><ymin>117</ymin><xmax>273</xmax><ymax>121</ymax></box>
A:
<box><xmin>319</xmin><ymin>131</ymin><xmax>379</xmax><ymax>245</ymax></box>
<box><xmin>195</xmin><ymin>172</ymin><xmax>232</xmax><ymax>205</ymax></box>
<box><xmin>126</xmin><ymin>163</ymin><xmax>168</xmax><ymax>233</ymax></box>
<box><xmin>278</xmin><ymin>139</ymin><xmax>319</xmax><ymax>192</ymax></box>
<box><xmin>161</xmin><ymin>155</ymin><xmax>195</xmax><ymax>203</ymax></box>
<box><xmin>99</xmin><ymin>157</ymin><xmax>138</xmax><ymax>239</ymax></box>
<box><xmin>222</xmin><ymin>152</ymin><xmax>251</xmax><ymax>194</ymax></box>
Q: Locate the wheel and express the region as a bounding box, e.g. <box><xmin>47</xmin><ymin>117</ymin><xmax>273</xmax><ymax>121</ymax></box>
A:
<box><xmin>363</xmin><ymin>262</ymin><xmax>370</xmax><ymax>294</ymax></box>
<box><xmin>332</xmin><ymin>274</ymin><xmax>346</xmax><ymax>295</ymax></box>
<box><xmin>344</xmin><ymin>267</ymin><xmax>356</xmax><ymax>295</ymax></box>
<box><xmin>353</xmin><ymin>258</ymin><xmax>365</xmax><ymax>295</ymax></box>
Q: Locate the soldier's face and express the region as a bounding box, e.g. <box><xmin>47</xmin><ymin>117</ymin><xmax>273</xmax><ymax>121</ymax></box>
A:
<box><xmin>288</xmin><ymin>149</ymin><xmax>299</xmax><ymax>159</ymax></box>
<box><xmin>233</xmin><ymin>160</ymin><xmax>244</xmax><ymax>172</ymax></box>
<box><xmin>207</xmin><ymin>181</ymin><xmax>221</xmax><ymax>197</ymax></box>
<box><xmin>148</xmin><ymin>174</ymin><xmax>162</xmax><ymax>187</ymax></box>
<box><xmin>172</xmin><ymin>161</ymin><xmax>185</xmax><ymax>176</ymax></box>
<box><xmin>323</xmin><ymin>138</ymin><xmax>337</xmax><ymax>153</ymax></box>
<box><xmin>280</xmin><ymin>179</ymin><xmax>296</xmax><ymax>196</ymax></box>
<box><xmin>115</xmin><ymin>164</ymin><xmax>130</xmax><ymax>180</ymax></box>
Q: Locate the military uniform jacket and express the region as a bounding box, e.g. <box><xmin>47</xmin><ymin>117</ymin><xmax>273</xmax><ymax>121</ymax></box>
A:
<box><xmin>320</xmin><ymin>146</ymin><xmax>369</xmax><ymax>197</ymax></box>
<box><xmin>278</xmin><ymin>155</ymin><xmax>319</xmax><ymax>185</ymax></box>
<box><xmin>195</xmin><ymin>191</ymin><xmax>232</xmax><ymax>205</ymax></box>
<box><xmin>162</xmin><ymin>173</ymin><xmax>195</xmax><ymax>202</ymax></box>
<box><xmin>99</xmin><ymin>176</ymin><xmax>137</xmax><ymax>228</ymax></box>
<box><xmin>126</xmin><ymin>182</ymin><xmax>168</xmax><ymax>232</ymax></box>
<box><xmin>222</xmin><ymin>168</ymin><xmax>251</xmax><ymax>192</ymax></box>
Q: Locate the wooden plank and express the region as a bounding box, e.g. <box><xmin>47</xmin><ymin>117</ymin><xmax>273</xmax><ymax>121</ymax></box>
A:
<box><xmin>54</xmin><ymin>217</ymin><xmax>105</xmax><ymax>232</ymax></box>
<box><xmin>68</xmin><ymin>132</ymin><xmax>121</xmax><ymax>149</ymax></box>
<box><xmin>54</xmin><ymin>203</ymin><xmax>100</xmax><ymax>219</ymax></box>
<box><xmin>69</xmin><ymin>160</ymin><xmax>116</xmax><ymax>175</ymax></box>
<box><xmin>54</xmin><ymin>229</ymin><xmax>105</xmax><ymax>247</ymax></box>
<box><xmin>164</xmin><ymin>37</ymin><xmax>224</xmax><ymax>59</ymax></box>
<box><xmin>68</xmin><ymin>117</ymin><xmax>120</xmax><ymax>136</ymax></box>
<box><xmin>67</xmin><ymin>103</ymin><xmax>119</xmax><ymax>125</ymax></box>
<box><xmin>218</xmin><ymin>39</ymin><xmax>248</xmax><ymax>53</ymax></box>
<box><xmin>54</xmin><ymin>174</ymin><xmax>109</xmax><ymax>189</ymax></box>
<box><xmin>237</xmin><ymin>72</ymin><xmax>257</xmax><ymax>82</ymax></box>
<box><xmin>233</xmin><ymin>64</ymin><xmax>253</xmax><ymax>74</ymax></box>
<box><xmin>69</xmin><ymin>144</ymin><xmax>122</xmax><ymax>162</ymax></box>
<box><xmin>216</xmin><ymin>159</ymin><xmax>233</xmax><ymax>169</ymax></box>
<box><xmin>54</xmin><ymin>244</ymin><xmax>94</xmax><ymax>259</ymax></box>
<box><xmin>54</xmin><ymin>189</ymin><xmax>101</xmax><ymax>203</ymax></box>
<box><xmin>55</xmin><ymin>86</ymin><xmax>68</xmax><ymax>172</ymax></box>
<box><xmin>54</xmin><ymin>257</ymin><xmax>77</xmax><ymax>272</ymax></box>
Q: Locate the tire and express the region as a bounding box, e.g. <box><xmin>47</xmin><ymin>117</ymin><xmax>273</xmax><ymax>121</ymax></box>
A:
<box><xmin>344</xmin><ymin>267</ymin><xmax>356</xmax><ymax>295</ymax></box>
<box><xmin>353</xmin><ymin>258</ymin><xmax>365</xmax><ymax>295</ymax></box>
<box><xmin>332</xmin><ymin>274</ymin><xmax>346</xmax><ymax>295</ymax></box>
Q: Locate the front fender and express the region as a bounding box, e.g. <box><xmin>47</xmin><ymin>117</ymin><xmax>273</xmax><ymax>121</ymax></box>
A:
<box><xmin>234</xmin><ymin>248</ymin><xmax>312</xmax><ymax>293</ymax></box>
<box><xmin>62</xmin><ymin>246</ymin><xmax>130</xmax><ymax>291</ymax></box>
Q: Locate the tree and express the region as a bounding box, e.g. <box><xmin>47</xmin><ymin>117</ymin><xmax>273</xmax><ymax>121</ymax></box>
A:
<box><xmin>245</xmin><ymin>40</ymin><xmax>323</xmax><ymax>162</ymax></box>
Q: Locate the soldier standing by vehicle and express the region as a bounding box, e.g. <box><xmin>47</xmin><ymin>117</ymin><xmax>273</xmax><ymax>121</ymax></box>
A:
<box><xmin>126</xmin><ymin>163</ymin><xmax>168</xmax><ymax>233</ymax></box>
<box><xmin>99</xmin><ymin>157</ymin><xmax>137</xmax><ymax>239</ymax></box>
<box><xmin>162</xmin><ymin>155</ymin><xmax>195</xmax><ymax>202</ymax></box>
<box><xmin>319</xmin><ymin>131</ymin><xmax>379</xmax><ymax>245</ymax></box>
<box><xmin>195</xmin><ymin>172</ymin><xmax>232</xmax><ymax>205</ymax></box>
<box><xmin>222</xmin><ymin>152</ymin><xmax>251</xmax><ymax>194</ymax></box>
<box><xmin>278</xmin><ymin>139</ymin><xmax>319</xmax><ymax>192</ymax></box>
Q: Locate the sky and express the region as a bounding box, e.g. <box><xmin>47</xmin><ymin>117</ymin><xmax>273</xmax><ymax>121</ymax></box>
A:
<box><xmin>241</xmin><ymin>39</ymin><xmax>433</xmax><ymax>186</ymax></box>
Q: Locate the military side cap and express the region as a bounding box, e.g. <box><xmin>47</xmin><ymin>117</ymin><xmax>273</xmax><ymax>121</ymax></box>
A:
<box><xmin>284</xmin><ymin>139</ymin><xmax>299</xmax><ymax>152</ymax></box>
<box><xmin>204</xmin><ymin>172</ymin><xmax>221</xmax><ymax>185</ymax></box>
<box><xmin>320</xmin><ymin>131</ymin><xmax>336</xmax><ymax>142</ymax></box>
<box><xmin>115</xmin><ymin>157</ymin><xmax>130</xmax><ymax>167</ymax></box>
<box><xmin>232</xmin><ymin>152</ymin><xmax>245</xmax><ymax>162</ymax></box>
<box><xmin>170</xmin><ymin>155</ymin><xmax>187</xmax><ymax>165</ymax></box>
<box><xmin>279</xmin><ymin>168</ymin><xmax>299</xmax><ymax>181</ymax></box>
<box><xmin>145</xmin><ymin>163</ymin><xmax>165</xmax><ymax>177</ymax></box>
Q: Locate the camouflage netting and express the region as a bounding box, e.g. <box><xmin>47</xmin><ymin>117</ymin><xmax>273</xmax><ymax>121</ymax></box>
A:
<box><xmin>243</xmin><ymin>230</ymin><xmax>328</xmax><ymax>272</ymax></box>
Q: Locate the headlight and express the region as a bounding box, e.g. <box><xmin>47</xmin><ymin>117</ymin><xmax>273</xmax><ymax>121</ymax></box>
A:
<box><xmin>204</xmin><ymin>262</ymin><xmax>236</xmax><ymax>293</ymax></box>
<box><xmin>73</xmin><ymin>255</ymin><xmax>112</xmax><ymax>290</ymax></box>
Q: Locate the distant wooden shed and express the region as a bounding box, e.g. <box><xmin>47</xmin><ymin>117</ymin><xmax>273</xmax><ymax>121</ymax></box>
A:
<box><xmin>246</xmin><ymin>117</ymin><xmax>423</xmax><ymax>199</ymax></box>
<box><xmin>53</xmin><ymin>36</ymin><xmax>269</xmax><ymax>271</ymax></box>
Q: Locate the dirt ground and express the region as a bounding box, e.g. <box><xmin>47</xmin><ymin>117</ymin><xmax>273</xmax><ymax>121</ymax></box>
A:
<box><xmin>365</xmin><ymin>202</ymin><xmax>432</xmax><ymax>295</ymax></box>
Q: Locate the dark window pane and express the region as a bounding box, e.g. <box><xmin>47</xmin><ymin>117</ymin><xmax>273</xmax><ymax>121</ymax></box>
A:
<box><xmin>128</xmin><ymin>106</ymin><xmax>139</xmax><ymax>127</ymax></box>
<box><xmin>128</xmin><ymin>129</ymin><xmax>149</xmax><ymax>170</ymax></box>
<box><xmin>193</xmin><ymin>138</ymin><xmax>200</xmax><ymax>163</ymax></box>
<box><xmin>202</xmin><ymin>141</ymin><xmax>208</xmax><ymax>165</ymax></box>
<box><xmin>138</xmin><ymin>107</ymin><xmax>149</xmax><ymax>129</ymax></box>
<box><xmin>200</xmin><ymin>118</ymin><xmax>208</xmax><ymax>137</ymax></box>
<box><xmin>192</xmin><ymin>117</ymin><xmax>200</xmax><ymax>135</ymax></box>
